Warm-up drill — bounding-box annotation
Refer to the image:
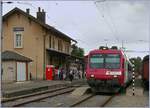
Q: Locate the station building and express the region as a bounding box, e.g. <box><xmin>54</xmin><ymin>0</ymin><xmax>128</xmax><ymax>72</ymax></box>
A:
<box><xmin>2</xmin><ymin>7</ymin><xmax>77</xmax><ymax>82</ymax></box>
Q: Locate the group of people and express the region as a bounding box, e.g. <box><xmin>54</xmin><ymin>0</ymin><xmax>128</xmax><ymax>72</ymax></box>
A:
<box><xmin>54</xmin><ymin>67</ymin><xmax>66</xmax><ymax>80</ymax></box>
<box><xmin>54</xmin><ymin>66</ymin><xmax>83</xmax><ymax>82</ymax></box>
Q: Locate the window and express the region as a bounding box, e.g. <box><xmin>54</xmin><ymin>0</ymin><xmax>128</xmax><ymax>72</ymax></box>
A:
<box><xmin>58</xmin><ymin>39</ymin><xmax>61</xmax><ymax>51</ymax></box>
<box><xmin>58</xmin><ymin>39</ymin><xmax>63</xmax><ymax>51</ymax></box>
<box><xmin>65</xmin><ymin>45</ymin><xmax>69</xmax><ymax>53</ymax></box>
<box><xmin>49</xmin><ymin>36</ymin><xmax>51</xmax><ymax>48</ymax></box>
<box><xmin>105</xmin><ymin>54</ymin><xmax>120</xmax><ymax>69</ymax></box>
<box><xmin>90</xmin><ymin>54</ymin><xmax>104</xmax><ymax>69</ymax></box>
<box><xmin>61</xmin><ymin>43</ymin><xmax>63</xmax><ymax>51</ymax></box>
<box><xmin>14</xmin><ymin>32</ymin><xmax>23</xmax><ymax>48</ymax></box>
<box><xmin>52</xmin><ymin>37</ymin><xmax>55</xmax><ymax>49</ymax></box>
<box><xmin>89</xmin><ymin>54</ymin><xmax>120</xmax><ymax>69</ymax></box>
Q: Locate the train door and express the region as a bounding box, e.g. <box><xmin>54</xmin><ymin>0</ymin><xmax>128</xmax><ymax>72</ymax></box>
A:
<box><xmin>124</xmin><ymin>59</ymin><xmax>128</xmax><ymax>83</ymax></box>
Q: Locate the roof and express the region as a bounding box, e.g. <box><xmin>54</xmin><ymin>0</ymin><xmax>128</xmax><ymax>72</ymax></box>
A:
<box><xmin>46</xmin><ymin>48</ymin><xmax>70</xmax><ymax>57</ymax></box>
<box><xmin>2</xmin><ymin>51</ymin><xmax>32</xmax><ymax>62</ymax></box>
<box><xmin>143</xmin><ymin>55</ymin><xmax>149</xmax><ymax>61</ymax></box>
<box><xmin>89</xmin><ymin>49</ymin><xmax>122</xmax><ymax>54</ymax></box>
<box><xmin>3</xmin><ymin>7</ymin><xmax>77</xmax><ymax>43</ymax></box>
<box><xmin>46</xmin><ymin>48</ymin><xmax>83</xmax><ymax>60</ymax></box>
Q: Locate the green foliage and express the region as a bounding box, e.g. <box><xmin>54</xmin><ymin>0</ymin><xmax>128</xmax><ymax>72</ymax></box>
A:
<box><xmin>71</xmin><ymin>44</ymin><xmax>84</xmax><ymax>58</ymax></box>
<box><xmin>130</xmin><ymin>56</ymin><xmax>142</xmax><ymax>74</ymax></box>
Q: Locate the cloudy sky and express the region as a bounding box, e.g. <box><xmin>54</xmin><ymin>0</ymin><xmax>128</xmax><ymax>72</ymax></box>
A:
<box><xmin>3</xmin><ymin>0</ymin><xmax>150</xmax><ymax>58</ymax></box>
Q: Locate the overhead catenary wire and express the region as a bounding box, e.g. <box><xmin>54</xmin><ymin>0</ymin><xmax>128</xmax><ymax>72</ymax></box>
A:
<box><xmin>104</xmin><ymin>2</ymin><xmax>120</xmax><ymax>41</ymax></box>
<box><xmin>16</xmin><ymin>1</ymin><xmax>37</xmax><ymax>9</ymax></box>
<box><xmin>13</xmin><ymin>1</ymin><xmax>149</xmax><ymax>52</ymax></box>
<box><xmin>124</xmin><ymin>50</ymin><xmax>149</xmax><ymax>53</ymax></box>
<box><xmin>94</xmin><ymin>1</ymin><xmax>119</xmax><ymax>43</ymax></box>
<box><xmin>94</xmin><ymin>1</ymin><xmax>149</xmax><ymax>51</ymax></box>
<box><xmin>16</xmin><ymin>1</ymin><xmax>64</xmax><ymax>29</ymax></box>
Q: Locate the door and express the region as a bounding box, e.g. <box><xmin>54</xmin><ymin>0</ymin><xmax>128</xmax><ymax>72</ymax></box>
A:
<box><xmin>17</xmin><ymin>62</ymin><xmax>26</xmax><ymax>81</ymax></box>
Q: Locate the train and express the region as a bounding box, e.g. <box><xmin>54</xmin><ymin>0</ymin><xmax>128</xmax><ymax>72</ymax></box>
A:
<box><xmin>142</xmin><ymin>55</ymin><xmax>149</xmax><ymax>89</ymax></box>
<box><xmin>85</xmin><ymin>46</ymin><xmax>133</xmax><ymax>92</ymax></box>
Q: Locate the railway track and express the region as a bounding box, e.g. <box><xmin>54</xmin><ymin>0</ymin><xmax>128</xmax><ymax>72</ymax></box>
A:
<box><xmin>2</xmin><ymin>83</ymin><xmax>120</xmax><ymax>107</ymax></box>
<box><xmin>68</xmin><ymin>88</ymin><xmax>120</xmax><ymax>107</ymax></box>
<box><xmin>100</xmin><ymin>95</ymin><xmax>115</xmax><ymax>107</ymax></box>
<box><xmin>67</xmin><ymin>94</ymin><xmax>114</xmax><ymax>107</ymax></box>
<box><xmin>2</xmin><ymin>85</ymin><xmax>82</xmax><ymax>107</ymax></box>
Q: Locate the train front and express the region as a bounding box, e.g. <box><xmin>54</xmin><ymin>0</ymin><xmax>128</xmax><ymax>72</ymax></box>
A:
<box><xmin>85</xmin><ymin>49</ymin><xmax>124</xmax><ymax>91</ymax></box>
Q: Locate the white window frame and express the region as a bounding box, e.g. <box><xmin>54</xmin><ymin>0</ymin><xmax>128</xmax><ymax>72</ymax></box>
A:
<box><xmin>14</xmin><ymin>31</ymin><xmax>23</xmax><ymax>48</ymax></box>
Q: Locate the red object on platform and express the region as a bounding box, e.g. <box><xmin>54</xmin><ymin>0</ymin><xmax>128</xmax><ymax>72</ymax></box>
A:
<box><xmin>46</xmin><ymin>65</ymin><xmax>54</xmax><ymax>80</ymax></box>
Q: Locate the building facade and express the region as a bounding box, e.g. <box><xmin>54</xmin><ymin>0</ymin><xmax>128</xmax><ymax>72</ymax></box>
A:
<box><xmin>2</xmin><ymin>7</ymin><xmax>76</xmax><ymax>80</ymax></box>
<box><xmin>2</xmin><ymin>51</ymin><xmax>32</xmax><ymax>82</ymax></box>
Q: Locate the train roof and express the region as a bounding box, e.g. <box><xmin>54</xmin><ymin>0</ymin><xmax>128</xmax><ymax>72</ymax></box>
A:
<box><xmin>143</xmin><ymin>55</ymin><xmax>149</xmax><ymax>61</ymax></box>
<box><xmin>89</xmin><ymin>49</ymin><xmax>123</xmax><ymax>54</ymax></box>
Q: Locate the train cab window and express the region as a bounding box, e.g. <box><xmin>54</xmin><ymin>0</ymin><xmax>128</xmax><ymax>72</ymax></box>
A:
<box><xmin>105</xmin><ymin>54</ymin><xmax>120</xmax><ymax>69</ymax></box>
<box><xmin>90</xmin><ymin>54</ymin><xmax>104</xmax><ymax>68</ymax></box>
<box><xmin>128</xmin><ymin>63</ymin><xmax>132</xmax><ymax>71</ymax></box>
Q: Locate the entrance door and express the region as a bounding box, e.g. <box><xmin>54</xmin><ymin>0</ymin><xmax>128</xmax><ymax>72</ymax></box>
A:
<box><xmin>17</xmin><ymin>62</ymin><xmax>26</xmax><ymax>81</ymax></box>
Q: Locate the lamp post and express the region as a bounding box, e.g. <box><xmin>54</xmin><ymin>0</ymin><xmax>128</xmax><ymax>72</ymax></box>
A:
<box><xmin>0</xmin><ymin>0</ymin><xmax>13</xmax><ymax>67</ymax></box>
<box><xmin>104</xmin><ymin>39</ymin><xmax>108</xmax><ymax>47</ymax></box>
<box><xmin>0</xmin><ymin>1</ymin><xmax>13</xmax><ymax>102</ymax></box>
<box><xmin>0</xmin><ymin>1</ymin><xmax>13</xmax><ymax>52</ymax></box>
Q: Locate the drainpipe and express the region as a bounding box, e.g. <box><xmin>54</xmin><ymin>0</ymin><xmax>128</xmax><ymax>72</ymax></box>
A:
<box><xmin>43</xmin><ymin>34</ymin><xmax>46</xmax><ymax>80</ymax></box>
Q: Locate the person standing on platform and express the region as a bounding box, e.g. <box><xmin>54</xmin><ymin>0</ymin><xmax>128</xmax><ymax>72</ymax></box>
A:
<box><xmin>60</xmin><ymin>67</ymin><xmax>63</xmax><ymax>80</ymax></box>
<box><xmin>63</xmin><ymin>68</ymin><xmax>66</xmax><ymax>80</ymax></box>
<box><xmin>58</xmin><ymin>67</ymin><xmax>61</xmax><ymax>80</ymax></box>
<box><xmin>79</xmin><ymin>69</ymin><xmax>82</xmax><ymax>79</ymax></box>
<box><xmin>69</xmin><ymin>69</ymin><xmax>74</xmax><ymax>82</ymax></box>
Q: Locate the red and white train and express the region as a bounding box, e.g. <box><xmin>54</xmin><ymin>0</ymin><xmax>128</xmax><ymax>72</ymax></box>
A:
<box><xmin>85</xmin><ymin>46</ymin><xmax>133</xmax><ymax>92</ymax></box>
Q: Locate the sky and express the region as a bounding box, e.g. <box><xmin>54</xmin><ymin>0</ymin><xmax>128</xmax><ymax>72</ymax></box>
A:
<box><xmin>3</xmin><ymin>0</ymin><xmax>150</xmax><ymax>58</ymax></box>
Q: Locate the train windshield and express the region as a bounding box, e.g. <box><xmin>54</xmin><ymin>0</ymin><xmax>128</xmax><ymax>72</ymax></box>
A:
<box><xmin>105</xmin><ymin>54</ymin><xmax>120</xmax><ymax>69</ymax></box>
<box><xmin>90</xmin><ymin>54</ymin><xmax>120</xmax><ymax>69</ymax></box>
<box><xmin>90</xmin><ymin>54</ymin><xmax>104</xmax><ymax>68</ymax></box>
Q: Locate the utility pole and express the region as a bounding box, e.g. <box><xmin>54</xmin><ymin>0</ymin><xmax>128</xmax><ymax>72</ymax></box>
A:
<box><xmin>0</xmin><ymin>1</ymin><xmax>2</xmax><ymax>104</ymax></box>
<box><xmin>0</xmin><ymin>1</ymin><xmax>13</xmax><ymax>69</ymax></box>
<box><xmin>121</xmin><ymin>40</ymin><xmax>126</xmax><ymax>51</ymax></box>
<box><xmin>0</xmin><ymin>1</ymin><xmax>12</xmax><ymax>103</ymax></box>
<box><xmin>121</xmin><ymin>40</ymin><xmax>124</xmax><ymax>49</ymax></box>
<box><xmin>104</xmin><ymin>39</ymin><xmax>108</xmax><ymax>47</ymax></box>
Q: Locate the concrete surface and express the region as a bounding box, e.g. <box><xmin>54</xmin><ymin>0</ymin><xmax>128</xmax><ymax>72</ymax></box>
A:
<box><xmin>107</xmin><ymin>78</ymin><xmax>149</xmax><ymax>107</ymax></box>
<box><xmin>2</xmin><ymin>79</ymin><xmax>86</xmax><ymax>98</ymax></box>
<box><xmin>106</xmin><ymin>91</ymin><xmax>149</xmax><ymax>107</ymax></box>
<box><xmin>126</xmin><ymin>87</ymin><xmax>144</xmax><ymax>96</ymax></box>
<box><xmin>126</xmin><ymin>78</ymin><xmax>144</xmax><ymax>96</ymax></box>
<box><xmin>70</xmin><ymin>86</ymin><xmax>90</xmax><ymax>97</ymax></box>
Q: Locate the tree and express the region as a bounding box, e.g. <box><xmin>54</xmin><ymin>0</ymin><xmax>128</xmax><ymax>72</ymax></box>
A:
<box><xmin>130</xmin><ymin>56</ymin><xmax>142</xmax><ymax>75</ymax></box>
<box><xmin>71</xmin><ymin>44</ymin><xmax>84</xmax><ymax>58</ymax></box>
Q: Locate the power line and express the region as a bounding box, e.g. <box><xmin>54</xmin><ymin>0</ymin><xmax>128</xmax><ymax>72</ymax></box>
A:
<box><xmin>94</xmin><ymin>1</ymin><xmax>119</xmax><ymax>43</ymax></box>
<box><xmin>125</xmin><ymin>50</ymin><xmax>149</xmax><ymax>53</ymax></box>
<box><xmin>16</xmin><ymin>1</ymin><xmax>37</xmax><ymax>9</ymax></box>
<box><xmin>105</xmin><ymin>2</ymin><xmax>120</xmax><ymax>41</ymax></box>
<box><xmin>16</xmin><ymin>1</ymin><xmax>63</xmax><ymax>29</ymax></box>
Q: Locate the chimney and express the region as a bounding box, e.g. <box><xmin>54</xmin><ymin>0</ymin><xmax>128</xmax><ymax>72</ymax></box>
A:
<box><xmin>26</xmin><ymin>8</ymin><xmax>30</xmax><ymax>14</ymax></box>
<box><xmin>36</xmin><ymin>7</ymin><xmax>46</xmax><ymax>23</ymax></box>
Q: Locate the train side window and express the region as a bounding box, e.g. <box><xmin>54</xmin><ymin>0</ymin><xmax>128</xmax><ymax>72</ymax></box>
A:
<box><xmin>122</xmin><ymin>58</ymin><xmax>124</xmax><ymax>69</ymax></box>
<box><xmin>128</xmin><ymin>63</ymin><xmax>132</xmax><ymax>71</ymax></box>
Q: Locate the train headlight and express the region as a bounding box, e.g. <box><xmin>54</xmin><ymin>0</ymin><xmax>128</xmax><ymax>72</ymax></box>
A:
<box><xmin>113</xmin><ymin>75</ymin><xmax>117</xmax><ymax>78</ymax></box>
<box><xmin>106</xmin><ymin>72</ymin><xmax>110</xmax><ymax>75</ymax></box>
<box><xmin>91</xmin><ymin>74</ymin><xmax>94</xmax><ymax>77</ymax></box>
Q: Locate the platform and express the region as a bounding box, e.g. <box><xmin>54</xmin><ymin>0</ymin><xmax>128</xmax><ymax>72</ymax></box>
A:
<box><xmin>126</xmin><ymin>78</ymin><xmax>144</xmax><ymax>96</ymax></box>
<box><xmin>2</xmin><ymin>79</ymin><xmax>86</xmax><ymax>98</ymax></box>
<box><xmin>70</xmin><ymin>86</ymin><xmax>90</xmax><ymax>97</ymax></box>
